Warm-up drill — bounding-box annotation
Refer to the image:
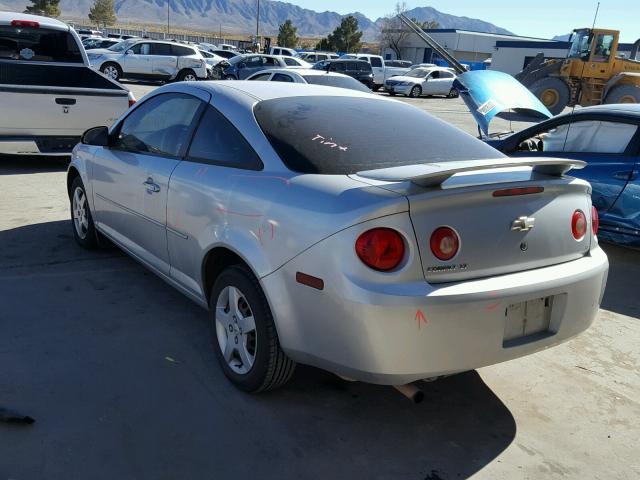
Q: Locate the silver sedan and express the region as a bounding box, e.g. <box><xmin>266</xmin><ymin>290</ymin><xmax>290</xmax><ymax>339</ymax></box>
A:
<box><xmin>67</xmin><ymin>81</ymin><xmax>608</xmax><ymax>393</ymax></box>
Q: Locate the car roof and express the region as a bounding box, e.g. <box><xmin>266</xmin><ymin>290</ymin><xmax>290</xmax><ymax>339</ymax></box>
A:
<box><xmin>567</xmin><ymin>104</ymin><xmax>640</xmax><ymax>117</ymax></box>
<box><xmin>192</xmin><ymin>81</ymin><xmax>383</xmax><ymax>102</ymax></box>
<box><xmin>250</xmin><ymin>69</ymin><xmax>347</xmax><ymax>78</ymax></box>
<box><xmin>326</xmin><ymin>59</ymin><xmax>369</xmax><ymax>64</ymax></box>
<box><xmin>0</xmin><ymin>11</ymin><xmax>69</xmax><ymax>31</ymax></box>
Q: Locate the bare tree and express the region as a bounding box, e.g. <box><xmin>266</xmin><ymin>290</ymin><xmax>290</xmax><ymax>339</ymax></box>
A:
<box><xmin>379</xmin><ymin>2</ymin><xmax>410</xmax><ymax>60</ymax></box>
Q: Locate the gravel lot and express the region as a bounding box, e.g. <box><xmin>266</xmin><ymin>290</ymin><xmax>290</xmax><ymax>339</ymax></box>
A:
<box><xmin>1</xmin><ymin>81</ymin><xmax>639</xmax><ymax>480</ymax></box>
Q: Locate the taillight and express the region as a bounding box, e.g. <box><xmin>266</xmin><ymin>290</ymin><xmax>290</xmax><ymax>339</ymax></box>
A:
<box><xmin>11</xmin><ymin>20</ymin><xmax>40</xmax><ymax>28</ymax></box>
<box><xmin>592</xmin><ymin>206</ymin><xmax>599</xmax><ymax>235</ymax></box>
<box><xmin>430</xmin><ymin>227</ymin><xmax>460</xmax><ymax>261</ymax></box>
<box><xmin>571</xmin><ymin>210</ymin><xmax>587</xmax><ymax>240</ymax></box>
<box><xmin>355</xmin><ymin>228</ymin><xmax>405</xmax><ymax>271</ymax></box>
<box><xmin>128</xmin><ymin>99</ymin><xmax>136</xmax><ymax>107</ymax></box>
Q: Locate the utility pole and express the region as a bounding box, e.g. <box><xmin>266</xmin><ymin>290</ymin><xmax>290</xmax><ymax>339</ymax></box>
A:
<box><xmin>167</xmin><ymin>0</ymin><xmax>170</xmax><ymax>35</ymax></box>
<box><xmin>256</xmin><ymin>0</ymin><xmax>260</xmax><ymax>49</ymax></box>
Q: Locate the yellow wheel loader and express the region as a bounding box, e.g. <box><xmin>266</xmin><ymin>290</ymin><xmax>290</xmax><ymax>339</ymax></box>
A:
<box><xmin>517</xmin><ymin>28</ymin><xmax>640</xmax><ymax>114</ymax></box>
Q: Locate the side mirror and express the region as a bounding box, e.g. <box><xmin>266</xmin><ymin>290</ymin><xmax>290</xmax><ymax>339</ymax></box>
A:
<box><xmin>125</xmin><ymin>49</ymin><xmax>133</xmax><ymax>55</ymax></box>
<box><xmin>81</xmin><ymin>126</ymin><xmax>110</xmax><ymax>147</ymax></box>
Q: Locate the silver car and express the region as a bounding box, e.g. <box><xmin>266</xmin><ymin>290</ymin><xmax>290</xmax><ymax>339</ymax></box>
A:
<box><xmin>67</xmin><ymin>82</ymin><xmax>608</xmax><ymax>393</ymax></box>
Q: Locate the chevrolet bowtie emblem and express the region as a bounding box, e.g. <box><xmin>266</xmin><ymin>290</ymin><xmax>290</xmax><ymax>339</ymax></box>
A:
<box><xmin>511</xmin><ymin>216</ymin><xmax>535</xmax><ymax>232</ymax></box>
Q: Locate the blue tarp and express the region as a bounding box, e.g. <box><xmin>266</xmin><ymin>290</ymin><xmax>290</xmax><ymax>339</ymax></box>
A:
<box><xmin>453</xmin><ymin>70</ymin><xmax>552</xmax><ymax>136</ymax></box>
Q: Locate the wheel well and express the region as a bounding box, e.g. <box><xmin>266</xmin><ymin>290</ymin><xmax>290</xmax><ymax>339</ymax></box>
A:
<box><xmin>67</xmin><ymin>166</ymin><xmax>80</xmax><ymax>198</ymax></box>
<box><xmin>202</xmin><ymin>247</ymin><xmax>250</xmax><ymax>303</ymax></box>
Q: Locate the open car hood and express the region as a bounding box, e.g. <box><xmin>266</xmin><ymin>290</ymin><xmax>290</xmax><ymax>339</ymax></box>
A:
<box><xmin>453</xmin><ymin>70</ymin><xmax>552</xmax><ymax>136</ymax></box>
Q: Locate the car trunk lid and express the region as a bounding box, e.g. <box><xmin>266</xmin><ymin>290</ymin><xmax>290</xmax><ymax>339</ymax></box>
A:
<box><xmin>355</xmin><ymin>158</ymin><xmax>593</xmax><ymax>283</ymax></box>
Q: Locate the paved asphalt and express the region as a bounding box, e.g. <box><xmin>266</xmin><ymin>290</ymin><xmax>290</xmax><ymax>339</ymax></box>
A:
<box><xmin>0</xmin><ymin>81</ymin><xmax>639</xmax><ymax>480</ymax></box>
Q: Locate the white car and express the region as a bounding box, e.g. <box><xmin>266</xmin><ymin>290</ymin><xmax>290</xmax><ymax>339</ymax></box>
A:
<box><xmin>269</xmin><ymin>46</ymin><xmax>298</xmax><ymax>57</ymax></box>
<box><xmin>384</xmin><ymin>67</ymin><xmax>459</xmax><ymax>98</ymax></box>
<box><xmin>87</xmin><ymin>39</ymin><xmax>208</xmax><ymax>82</ymax></box>
<box><xmin>298</xmin><ymin>52</ymin><xmax>340</xmax><ymax>63</ymax></box>
<box><xmin>246</xmin><ymin>68</ymin><xmax>371</xmax><ymax>92</ymax></box>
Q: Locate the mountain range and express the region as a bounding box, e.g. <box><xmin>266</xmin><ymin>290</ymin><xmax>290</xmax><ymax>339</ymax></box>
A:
<box><xmin>0</xmin><ymin>1</ymin><xmax>514</xmax><ymax>40</ymax></box>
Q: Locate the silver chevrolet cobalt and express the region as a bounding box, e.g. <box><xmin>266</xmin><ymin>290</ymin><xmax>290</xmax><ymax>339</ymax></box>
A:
<box><xmin>67</xmin><ymin>82</ymin><xmax>609</xmax><ymax>393</ymax></box>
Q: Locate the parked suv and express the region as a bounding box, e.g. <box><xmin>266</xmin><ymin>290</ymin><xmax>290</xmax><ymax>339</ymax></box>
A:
<box><xmin>87</xmin><ymin>40</ymin><xmax>208</xmax><ymax>82</ymax></box>
<box><xmin>298</xmin><ymin>52</ymin><xmax>340</xmax><ymax>63</ymax></box>
<box><xmin>341</xmin><ymin>53</ymin><xmax>385</xmax><ymax>89</ymax></box>
<box><xmin>220</xmin><ymin>54</ymin><xmax>309</xmax><ymax>80</ymax></box>
<box><xmin>312</xmin><ymin>59</ymin><xmax>374</xmax><ymax>89</ymax></box>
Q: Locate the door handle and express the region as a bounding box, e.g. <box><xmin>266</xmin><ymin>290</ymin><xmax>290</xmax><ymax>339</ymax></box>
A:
<box><xmin>143</xmin><ymin>177</ymin><xmax>160</xmax><ymax>193</ymax></box>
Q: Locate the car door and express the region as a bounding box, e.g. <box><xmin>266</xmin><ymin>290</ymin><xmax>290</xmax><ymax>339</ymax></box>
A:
<box><xmin>362</xmin><ymin>56</ymin><xmax>384</xmax><ymax>85</ymax></box>
<box><xmin>238</xmin><ymin>56</ymin><xmax>262</xmax><ymax>79</ymax></box>
<box><xmin>166</xmin><ymin>104</ymin><xmax>263</xmax><ymax>298</ymax></box>
<box><xmin>91</xmin><ymin>91</ymin><xmax>208</xmax><ymax>275</ymax></box>
<box><xmin>423</xmin><ymin>70</ymin><xmax>444</xmax><ymax>95</ymax></box>
<box><xmin>437</xmin><ymin>71</ymin><xmax>456</xmax><ymax>95</ymax></box>
<box><xmin>150</xmin><ymin>43</ymin><xmax>177</xmax><ymax>77</ymax></box>
<box><xmin>122</xmin><ymin>42</ymin><xmax>153</xmax><ymax>75</ymax></box>
<box><xmin>508</xmin><ymin>117</ymin><xmax>640</xmax><ymax>214</ymax></box>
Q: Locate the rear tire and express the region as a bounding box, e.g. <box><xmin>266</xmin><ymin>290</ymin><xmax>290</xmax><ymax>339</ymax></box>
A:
<box><xmin>223</xmin><ymin>74</ymin><xmax>237</xmax><ymax>80</ymax></box>
<box><xmin>388</xmin><ymin>91</ymin><xmax>396</xmax><ymax>96</ymax></box>
<box><xmin>372</xmin><ymin>84</ymin><xmax>382</xmax><ymax>92</ymax></box>
<box><xmin>70</xmin><ymin>176</ymin><xmax>98</xmax><ymax>250</ymax></box>
<box><xmin>177</xmin><ymin>69</ymin><xmax>197</xmax><ymax>82</ymax></box>
<box><xmin>604</xmin><ymin>84</ymin><xmax>640</xmax><ymax>104</ymax></box>
<box><xmin>408</xmin><ymin>85</ymin><xmax>422</xmax><ymax>98</ymax></box>
<box><xmin>100</xmin><ymin>62</ymin><xmax>122</xmax><ymax>82</ymax></box>
<box><xmin>529</xmin><ymin>77</ymin><xmax>570</xmax><ymax>115</ymax></box>
<box><xmin>209</xmin><ymin>265</ymin><xmax>295</xmax><ymax>393</ymax></box>
<box><xmin>448</xmin><ymin>87</ymin><xmax>459</xmax><ymax>98</ymax></box>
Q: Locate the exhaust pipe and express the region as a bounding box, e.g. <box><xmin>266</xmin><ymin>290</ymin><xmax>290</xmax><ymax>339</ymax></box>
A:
<box><xmin>393</xmin><ymin>383</ymin><xmax>425</xmax><ymax>403</ymax></box>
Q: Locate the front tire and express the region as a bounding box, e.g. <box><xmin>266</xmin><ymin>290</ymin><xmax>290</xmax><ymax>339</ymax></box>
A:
<box><xmin>408</xmin><ymin>85</ymin><xmax>422</xmax><ymax>98</ymax></box>
<box><xmin>529</xmin><ymin>77</ymin><xmax>570</xmax><ymax>115</ymax></box>
<box><xmin>209</xmin><ymin>265</ymin><xmax>295</xmax><ymax>392</ymax></box>
<box><xmin>604</xmin><ymin>84</ymin><xmax>640</xmax><ymax>104</ymax></box>
<box><xmin>100</xmin><ymin>62</ymin><xmax>122</xmax><ymax>82</ymax></box>
<box><xmin>70</xmin><ymin>176</ymin><xmax>98</xmax><ymax>249</ymax></box>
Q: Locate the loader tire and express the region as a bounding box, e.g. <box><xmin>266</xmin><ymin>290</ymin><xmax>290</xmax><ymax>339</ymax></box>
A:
<box><xmin>530</xmin><ymin>77</ymin><xmax>570</xmax><ymax>115</ymax></box>
<box><xmin>604</xmin><ymin>84</ymin><xmax>640</xmax><ymax>104</ymax></box>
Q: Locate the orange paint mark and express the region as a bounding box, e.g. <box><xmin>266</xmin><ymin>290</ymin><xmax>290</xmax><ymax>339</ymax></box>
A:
<box><xmin>415</xmin><ymin>310</ymin><xmax>427</xmax><ymax>329</ymax></box>
<box><xmin>231</xmin><ymin>174</ymin><xmax>291</xmax><ymax>185</ymax></box>
<box><xmin>485</xmin><ymin>301</ymin><xmax>501</xmax><ymax>311</ymax></box>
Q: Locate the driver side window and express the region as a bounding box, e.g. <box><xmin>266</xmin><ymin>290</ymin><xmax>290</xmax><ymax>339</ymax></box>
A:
<box><xmin>517</xmin><ymin>120</ymin><xmax>638</xmax><ymax>154</ymax></box>
<box><xmin>112</xmin><ymin>93</ymin><xmax>202</xmax><ymax>157</ymax></box>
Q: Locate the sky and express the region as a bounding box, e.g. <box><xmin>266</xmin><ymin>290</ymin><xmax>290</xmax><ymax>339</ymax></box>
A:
<box><xmin>287</xmin><ymin>1</ymin><xmax>639</xmax><ymax>42</ymax></box>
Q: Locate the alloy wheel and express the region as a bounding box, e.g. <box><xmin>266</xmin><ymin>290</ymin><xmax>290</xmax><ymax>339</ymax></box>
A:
<box><xmin>215</xmin><ymin>286</ymin><xmax>257</xmax><ymax>375</ymax></box>
<box><xmin>103</xmin><ymin>65</ymin><xmax>118</xmax><ymax>80</ymax></box>
<box><xmin>72</xmin><ymin>186</ymin><xmax>89</xmax><ymax>240</ymax></box>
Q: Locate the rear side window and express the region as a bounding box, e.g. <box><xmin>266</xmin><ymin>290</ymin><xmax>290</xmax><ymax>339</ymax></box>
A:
<box><xmin>249</xmin><ymin>72</ymin><xmax>272</xmax><ymax>81</ymax></box>
<box><xmin>187</xmin><ymin>105</ymin><xmax>262</xmax><ymax>170</ymax></box>
<box><xmin>0</xmin><ymin>25</ymin><xmax>82</xmax><ymax>63</ymax></box>
<box><xmin>370</xmin><ymin>57</ymin><xmax>383</xmax><ymax>67</ymax></box>
<box><xmin>358</xmin><ymin>63</ymin><xmax>372</xmax><ymax>72</ymax></box>
<box><xmin>113</xmin><ymin>93</ymin><xmax>202</xmax><ymax>157</ymax></box>
<box><xmin>171</xmin><ymin>45</ymin><xmax>195</xmax><ymax>56</ymax></box>
<box><xmin>333</xmin><ymin>63</ymin><xmax>345</xmax><ymax>72</ymax></box>
<box><xmin>283</xmin><ymin>57</ymin><xmax>298</xmax><ymax>66</ymax></box>
<box><xmin>152</xmin><ymin>43</ymin><xmax>172</xmax><ymax>55</ymax></box>
<box><xmin>254</xmin><ymin>96</ymin><xmax>502</xmax><ymax>174</ymax></box>
<box><xmin>272</xmin><ymin>73</ymin><xmax>294</xmax><ymax>82</ymax></box>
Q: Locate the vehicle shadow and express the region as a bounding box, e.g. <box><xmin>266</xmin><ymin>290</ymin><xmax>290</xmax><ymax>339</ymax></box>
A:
<box><xmin>599</xmin><ymin>242</ymin><xmax>640</xmax><ymax>318</ymax></box>
<box><xmin>0</xmin><ymin>155</ymin><xmax>69</xmax><ymax>175</ymax></box>
<box><xmin>0</xmin><ymin>220</ymin><xmax>516</xmax><ymax>479</ymax></box>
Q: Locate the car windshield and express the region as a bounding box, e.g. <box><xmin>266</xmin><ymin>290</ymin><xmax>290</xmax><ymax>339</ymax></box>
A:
<box><xmin>107</xmin><ymin>39</ymin><xmax>135</xmax><ymax>52</ymax></box>
<box><xmin>254</xmin><ymin>96</ymin><xmax>502</xmax><ymax>174</ymax></box>
<box><xmin>405</xmin><ymin>69</ymin><xmax>430</xmax><ymax>78</ymax></box>
<box><xmin>302</xmin><ymin>75</ymin><xmax>370</xmax><ymax>92</ymax></box>
<box><xmin>0</xmin><ymin>25</ymin><xmax>82</xmax><ymax>62</ymax></box>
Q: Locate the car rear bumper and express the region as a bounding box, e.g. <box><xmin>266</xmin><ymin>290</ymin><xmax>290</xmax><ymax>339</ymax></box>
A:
<box><xmin>262</xmin><ymin>244</ymin><xmax>608</xmax><ymax>385</ymax></box>
<box><xmin>0</xmin><ymin>136</ymin><xmax>80</xmax><ymax>155</ymax></box>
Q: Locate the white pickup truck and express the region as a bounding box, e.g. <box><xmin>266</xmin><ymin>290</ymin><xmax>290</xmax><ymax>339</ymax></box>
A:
<box><xmin>0</xmin><ymin>12</ymin><xmax>134</xmax><ymax>156</ymax></box>
<box><xmin>340</xmin><ymin>53</ymin><xmax>411</xmax><ymax>90</ymax></box>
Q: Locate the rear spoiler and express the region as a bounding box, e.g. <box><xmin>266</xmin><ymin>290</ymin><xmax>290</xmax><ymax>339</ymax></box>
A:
<box><xmin>356</xmin><ymin>158</ymin><xmax>586</xmax><ymax>188</ymax></box>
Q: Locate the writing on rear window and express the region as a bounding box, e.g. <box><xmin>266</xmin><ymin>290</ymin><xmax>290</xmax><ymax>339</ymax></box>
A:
<box><xmin>311</xmin><ymin>134</ymin><xmax>348</xmax><ymax>152</ymax></box>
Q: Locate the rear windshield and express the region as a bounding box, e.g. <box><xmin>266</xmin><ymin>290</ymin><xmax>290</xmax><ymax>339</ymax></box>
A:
<box><xmin>0</xmin><ymin>25</ymin><xmax>82</xmax><ymax>63</ymax></box>
<box><xmin>254</xmin><ymin>96</ymin><xmax>503</xmax><ymax>174</ymax></box>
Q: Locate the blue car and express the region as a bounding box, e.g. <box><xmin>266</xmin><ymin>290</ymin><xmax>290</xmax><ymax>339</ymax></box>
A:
<box><xmin>454</xmin><ymin>71</ymin><xmax>640</xmax><ymax>248</ymax></box>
